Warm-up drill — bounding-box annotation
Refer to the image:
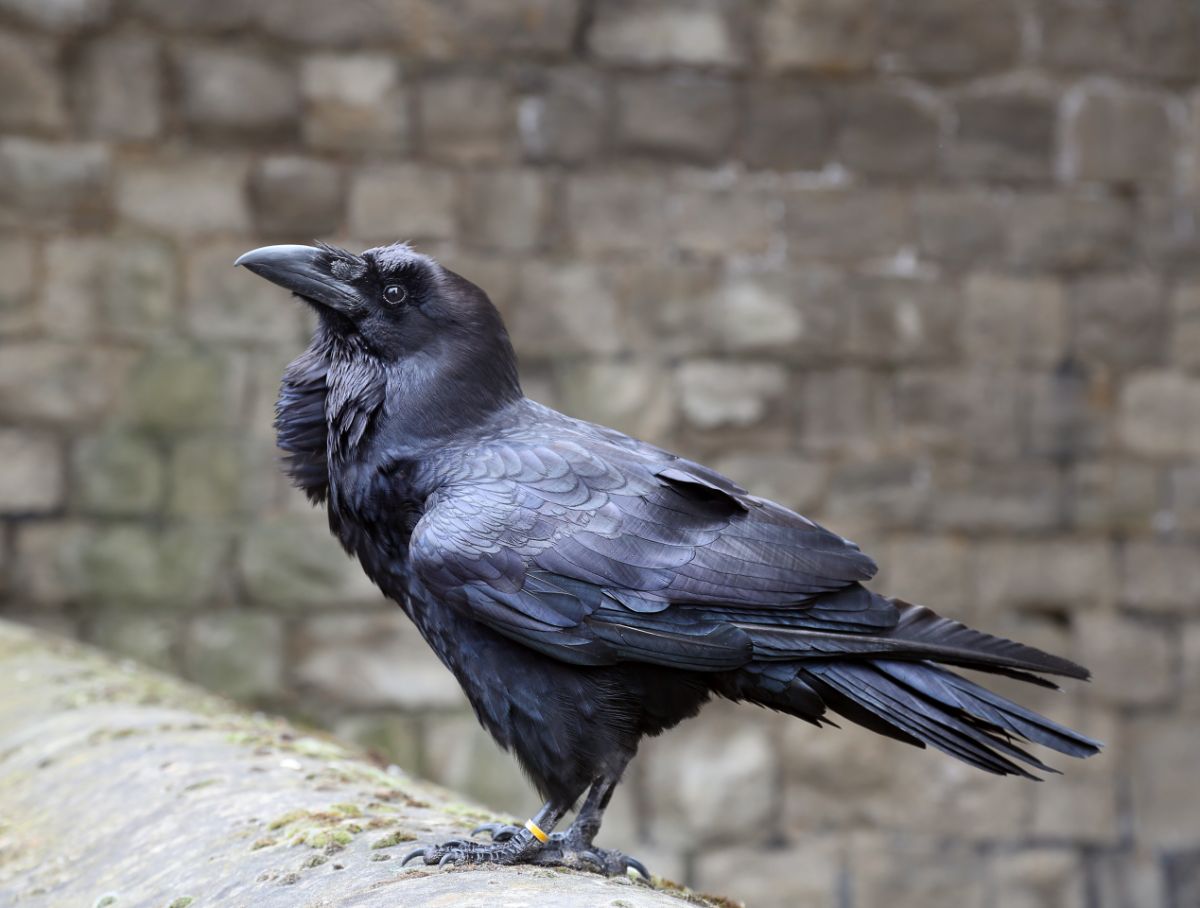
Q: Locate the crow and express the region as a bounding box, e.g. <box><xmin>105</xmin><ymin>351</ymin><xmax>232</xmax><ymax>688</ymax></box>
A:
<box><xmin>236</xmin><ymin>241</ymin><xmax>1100</xmax><ymax>877</ymax></box>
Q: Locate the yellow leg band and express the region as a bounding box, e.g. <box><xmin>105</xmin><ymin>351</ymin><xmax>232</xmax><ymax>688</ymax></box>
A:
<box><xmin>524</xmin><ymin>819</ymin><xmax>549</xmax><ymax>843</ymax></box>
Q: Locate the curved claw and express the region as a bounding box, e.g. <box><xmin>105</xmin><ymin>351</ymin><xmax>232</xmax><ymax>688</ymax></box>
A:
<box><xmin>625</xmin><ymin>855</ymin><xmax>651</xmax><ymax>880</ymax></box>
<box><xmin>401</xmin><ymin>847</ymin><xmax>428</xmax><ymax>867</ymax></box>
<box><xmin>471</xmin><ymin>822</ymin><xmax>520</xmax><ymax>842</ymax></box>
<box><xmin>580</xmin><ymin>849</ymin><xmax>604</xmax><ymax>869</ymax></box>
<box><xmin>438</xmin><ymin>852</ymin><xmax>458</xmax><ymax>867</ymax></box>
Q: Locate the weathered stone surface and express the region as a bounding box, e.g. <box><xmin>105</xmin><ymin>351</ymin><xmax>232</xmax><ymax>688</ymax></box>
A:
<box><xmin>184</xmin><ymin>610</ymin><xmax>284</xmax><ymax>701</ymax></box>
<box><xmin>1063</xmin><ymin>82</ymin><xmax>1174</xmax><ymax>186</ymax></box>
<box><xmin>741</xmin><ymin>81</ymin><xmax>828</xmax><ymax>171</ymax></box>
<box><xmin>116</xmin><ymin>156</ymin><xmax>251</xmax><ymax>234</ymax></box>
<box><xmin>1128</xmin><ymin>715</ymin><xmax>1200</xmax><ymax>847</ymax></box>
<box><xmin>615</xmin><ymin>74</ymin><xmax>738</xmax><ymax>163</ymax></box>
<box><xmin>1076</xmin><ymin>615</ymin><xmax>1173</xmax><ymax>707</ymax></box>
<box><xmin>677</xmin><ymin>360</ymin><xmax>788</xmax><ymax>429</ymax></box>
<box><xmin>333</xmin><ymin>713</ymin><xmax>423</xmax><ymax>776</ymax></box>
<box><xmin>834</xmin><ymin>84</ymin><xmax>941</xmax><ymax>178</ymax></box>
<box><xmin>0</xmin><ymin>342</ymin><xmax>132</xmax><ymax>424</ymax></box>
<box><xmin>992</xmin><ymin>850</ymin><xmax>1086</xmax><ymax>908</ymax></box>
<box><xmin>963</xmin><ymin>274</ymin><xmax>1067</xmax><ymax>366</ymax></box>
<box><xmin>420</xmin><ymin>74</ymin><xmax>516</xmax><ymax>164</ymax></box>
<box><xmin>0</xmin><ymin>30</ymin><xmax>67</xmax><ymax>133</ymax></box>
<box><xmin>239</xmin><ymin>516</ymin><xmax>383</xmax><ymax>608</ymax></box>
<box><xmin>517</xmin><ymin>67</ymin><xmax>608</xmax><ymax>163</ymax></box>
<box><xmin>847</xmin><ymin>277</ymin><xmax>960</xmax><ymax>365</ymax></box>
<box><xmin>460</xmin><ymin>170</ymin><xmax>552</xmax><ymax>253</ymax></box>
<box><xmin>175</xmin><ymin>45</ymin><xmax>298</xmax><ymax>138</ymax></box>
<box><xmin>249</xmin><ymin>155</ymin><xmax>343</xmax><ymax>237</ymax></box>
<box><xmin>0</xmin><ymin>430</ymin><xmax>63</xmax><ymax>513</ymax></box>
<box><xmin>300</xmin><ymin>54</ymin><xmax>408</xmax><ymax>153</ymax></box>
<box><xmin>168</xmin><ymin>436</ymin><xmax>273</xmax><ymax>517</ymax></box>
<box><xmin>348</xmin><ymin>164</ymin><xmax>457</xmax><ymax>242</ymax></box>
<box><xmin>760</xmin><ymin>0</ymin><xmax>878</xmax><ymax>73</ymax></box>
<box><xmin>1024</xmin><ymin>364</ymin><xmax>1112</xmax><ymax>459</ymax></box>
<box><xmin>976</xmin><ymin>539</ymin><xmax>1113</xmax><ymax>613</ymax></box>
<box><xmin>0</xmin><ymin>138</ymin><xmax>109</xmax><ymax>228</ymax></box>
<box><xmin>87</xmin><ymin>606</ymin><xmax>179</xmax><ymax>670</ymax></box>
<box><xmin>1184</xmin><ymin>622</ymin><xmax>1200</xmax><ymax>716</ymax></box>
<box><xmin>590</xmin><ymin>0</ymin><xmax>745</xmax><ymax>68</ymax></box>
<box><xmin>565</xmin><ymin>172</ymin><xmax>669</xmax><ymax>256</ymax></box>
<box><xmin>1118</xmin><ymin>371</ymin><xmax>1200</xmax><ymax>458</ymax></box>
<box><xmin>1120</xmin><ymin>540</ymin><xmax>1200</xmax><ymax>614</ymax></box>
<box><xmin>1070</xmin><ymin>273</ymin><xmax>1165</xmax><ymax>370</ymax></box>
<box><xmin>787</xmin><ymin>189</ymin><xmax>911</xmax><ymax>261</ymax></box>
<box><xmin>294</xmin><ymin>611</ymin><xmax>463</xmax><ymax>710</ymax></box>
<box><xmin>1169</xmin><ymin>281</ymin><xmax>1200</xmax><ymax>371</ymax></box>
<box><xmin>421</xmin><ymin>713</ymin><xmax>538</xmax><ymax>817</ymax></box>
<box><xmin>913</xmin><ymin>189</ymin><xmax>1009</xmax><ymax>269</ymax></box>
<box><xmin>73</xmin><ymin>33</ymin><xmax>162</xmax><ymax>140</ymax></box>
<box><xmin>1028</xmin><ymin>712</ymin><xmax>1119</xmax><ymax>843</ymax></box>
<box><xmin>712</xmin><ymin>451</ymin><xmax>827</xmax><ymax>512</ymax></box>
<box><xmin>0</xmin><ymin>237</ymin><xmax>37</xmax><ymax>336</ymax></box>
<box><xmin>186</xmin><ymin>239</ymin><xmax>303</xmax><ymax>343</ymax></box>
<box><xmin>693</xmin><ymin>837</ymin><xmax>844</xmax><ymax>908</ymax></box>
<box><xmin>0</xmin><ymin>0</ymin><xmax>110</xmax><ymax>31</ymax></box>
<box><xmin>797</xmin><ymin>367</ymin><xmax>888</xmax><ymax>455</ymax></box>
<box><xmin>880</xmin><ymin>0</ymin><xmax>1021</xmax><ymax>76</ymax></box>
<box><xmin>393</xmin><ymin>0</ymin><xmax>580</xmax><ymax>60</ymax></box>
<box><xmin>878</xmin><ymin>535</ymin><xmax>972</xmax><ymax>611</ymax></box>
<box><xmin>950</xmin><ymin>83</ymin><xmax>1057</xmax><ymax>182</ymax></box>
<box><xmin>665</xmin><ymin>172</ymin><xmax>780</xmax><ymax>257</ymax></box>
<box><xmin>72</xmin><ymin>432</ymin><xmax>164</xmax><ymax>514</ymax></box>
<box><xmin>1006</xmin><ymin>192</ymin><xmax>1134</xmax><ymax>273</ymax></box>
<box><xmin>118</xmin><ymin>346</ymin><xmax>242</xmax><ymax>432</ymax></box>
<box><xmin>556</xmin><ymin>359</ymin><xmax>676</xmax><ymax>442</ymax></box>
<box><xmin>125</xmin><ymin>0</ymin><xmax>252</xmax><ymax>30</ymax></box>
<box><xmin>511</xmin><ymin>261</ymin><xmax>626</xmax><ymax>356</ymax></box>
<box><xmin>849</xmin><ymin>834</ymin><xmax>988</xmax><ymax>908</ymax></box>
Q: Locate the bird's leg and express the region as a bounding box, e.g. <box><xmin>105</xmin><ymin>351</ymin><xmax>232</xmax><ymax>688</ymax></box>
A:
<box><xmin>403</xmin><ymin>800</ymin><xmax>567</xmax><ymax>869</ymax></box>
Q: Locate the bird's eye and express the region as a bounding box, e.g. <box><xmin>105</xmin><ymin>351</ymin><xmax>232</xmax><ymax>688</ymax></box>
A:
<box><xmin>383</xmin><ymin>284</ymin><xmax>407</xmax><ymax>305</ymax></box>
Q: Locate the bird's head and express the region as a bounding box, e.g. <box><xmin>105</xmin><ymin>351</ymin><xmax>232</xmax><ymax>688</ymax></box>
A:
<box><xmin>235</xmin><ymin>241</ymin><xmax>514</xmax><ymax>367</ymax></box>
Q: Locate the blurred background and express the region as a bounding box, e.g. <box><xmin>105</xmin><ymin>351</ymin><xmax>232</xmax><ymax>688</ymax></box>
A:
<box><xmin>1</xmin><ymin>0</ymin><xmax>1198</xmax><ymax>905</ymax></box>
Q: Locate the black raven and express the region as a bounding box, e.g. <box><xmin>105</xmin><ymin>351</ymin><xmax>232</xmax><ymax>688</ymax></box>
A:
<box><xmin>236</xmin><ymin>241</ymin><xmax>1099</xmax><ymax>876</ymax></box>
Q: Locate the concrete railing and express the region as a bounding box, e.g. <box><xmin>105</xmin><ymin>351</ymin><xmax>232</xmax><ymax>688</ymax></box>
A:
<box><xmin>0</xmin><ymin>620</ymin><xmax>730</xmax><ymax>908</ymax></box>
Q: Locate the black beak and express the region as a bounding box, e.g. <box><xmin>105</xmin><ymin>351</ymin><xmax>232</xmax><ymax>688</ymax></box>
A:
<box><xmin>235</xmin><ymin>244</ymin><xmax>361</xmax><ymax>313</ymax></box>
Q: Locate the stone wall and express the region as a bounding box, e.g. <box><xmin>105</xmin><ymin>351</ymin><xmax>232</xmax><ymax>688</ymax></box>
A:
<box><xmin>1</xmin><ymin>1</ymin><xmax>1198</xmax><ymax>906</ymax></box>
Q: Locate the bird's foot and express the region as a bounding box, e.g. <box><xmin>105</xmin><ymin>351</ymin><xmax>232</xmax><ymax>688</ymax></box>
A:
<box><xmin>530</xmin><ymin>842</ymin><xmax>650</xmax><ymax>878</ymax></box>
<box><xmin>402</xmin><ymin>829</ymin><xmax>542</xmax><ymax>869</ymax></box>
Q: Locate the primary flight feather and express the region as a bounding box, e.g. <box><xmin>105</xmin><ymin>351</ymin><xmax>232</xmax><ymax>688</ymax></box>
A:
<box><xmin>237</xmin><ymin>241</ymin><xmax>1099</xmax><ymax>876</ymax></box>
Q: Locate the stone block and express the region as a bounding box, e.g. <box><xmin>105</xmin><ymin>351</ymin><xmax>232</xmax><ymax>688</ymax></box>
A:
<box><xmin>693</xmin><ymin>838</ymin><xmax>844</xmax><ymax>908</ymax></box>
<box><xmin>174</xmin><ymin>44</ymin><xmax>298</xmax><ymax>138</ymax></box>
<box><xmin>556</xmin><ymin>360</ymin><xmax>676</xmax><ymax>442</ymax></box>
<box><xmin>253</xmin><ymin>0</ymin><xmax>405</xmax><ymax>47</ymax></box>
<box><xmin>913</xmin><ymin>190</ymin><xmax>1009</xmax><ymax>270</ymax></box>
<box><xmin>239</xmin><ymin>516</ymin><xmax>383</xmax><ymax>608</ymax></box>
<box><xmin>1090</xmin><ymin>849</ymin><xmax>1166</xmax><ymax>908</ymax></box>
<box><xmin>421</xmin><ymin>713</ymin><xmax>539</xmax><ymax>817</ymax></box>
<box><xmin>1025</xmin><ymin>364</ymin><xmax>1112</xmax><ymax>459</ymax></box>
<box><xmin>878</xmin><ymin>536</ymin><xmax>972</xmax><ymax>611</ymax></box>
<box><xmin>826</xmin><ymin>457</ymin><xmax>930</xmax><ymax>529</ymax></box>
<box><xmin>1037</xmin><ymin>1</ymin><xmax>1128</xmax><ymax>74</ymax></box>
<box><xmin>460</xmin><ymin>170</ymin><xmax>552</xmax><ymax>253</ymax></box>
<box><xmin>73</xmin><ymin>33</ymin><xmax>162</xmax><ymax>141</ymax></box>
<box><xmin>1139</xmin><ymin>194</ymin><xmax>1200</xmax><ymax>273</ymax></box>
<box><xmin>1075</xmin><ymin>615</ymin><xmax>1173</xmax><ymax>707</ymax></box>
<box><xmin>0</xmin><ymin>30</ymin><xmax>66</xmax><ymax>133</ymax></box>
<box><xmin>249</xmin><ymin>156</ymin><xmax>343</xmax><ymax>237</ymax></box>
<box><xmin>665</xmin><ymin>173</ymin><xmax>780</xmax><ymax>257</ymax></box>
<box><xmin>419</xmin><ymin>74</ymin><xmax>516</xmax><ymax>164</ymax></box>
<box><xmin>849</xmin><ymin>834</ymin><xmax>988</xmax><ymax>908</ymax></box>
<box><xmin>1127</xmin><ymin>715</ymin><xmax>1200</xmax><ymax>847</ymax></box>
<box><xmin>1006</xmin><ymin>192</ymin><xmax>1134</xmax><ymax>273</ymax></box>
<box><xmin>511</xmin><ymin>261</ymin><xmax>626</xmax><ymax>356</ymax></box>
<box><xmin>1169</xmin><ymin>281</ymin><xmax>1200</xmax><ymax>371</ymax></box>
<box><xmin>125</xmin><ymin>0</ymin><xmax>251</xmax><ymax>30</ymax></box>
<box><xmin>395</xmin><ymin>0</ymin><xmax>580</xmax><ymax>60</ymax></box>
<box><xmin>0</xmin><ymin>138</ymin><xmax>109</xmax><ymax>229</ymax></box>
<box><xmin>833</xmin><ymin>85</ymin><xmax>941</xmax><ymax>178</ymax></box>
<box><xmin>87</xmin><ymin>607</ymin><xmax>179</xmax><ymax>671</ymax></box>
<box><xmin>890</xmin><ymin>369</ymin><xmax>973</xmax><ymax>453</ymax></box>
<box><xmin>293</xmin><ymin>611</ymin><xmax>465</xmax><ymax>710</ymax></box>
<box><xmin>1063</xmin><ymin>83</ymin><xmax>1174</xmax><ymax>186</ymax></box>
<box><xmin>760</xmin><ymin>0</ymin><xmax>877</xmax><ymax>74</ymax></box>
<box><xmin>118</xmin><ymin>346</ymin><xmax>241</xmax><ymax>433</ymax></box>
<box><xmin>1183</xmin><ymin>622</ymin><xmax>1200</xmax><ymax>715</ymax></box>
<box><xmin>991</xmin><ymin>850</ymin><xmax>1086</xmax><ymax>908</ymax></box>
<box><xmin>1027</xmin><ymin>711</ymin><xmax>1118</xmax><ymax>843</ymax></box>
<box><xmin>332</xmin><ymin>714</ymin><xmax>422</xmax><ymax>775</ymax></box>
<box><xmin>347</xmin><ymin>164</ymin><xmax>457</xmax><ymax>242</ymax></box>
<box><xmin>1120</xmin><ymin>540</ymin><xmax>1200</xmax><ymax>614</ymax></box>
<box><xmin>975</xmin><ymin>539</ymin><xmax>1113</xmax><ymax>613</ymax></box>
<box><xmin>1118</xmin><ymin>371</ymin><xmax>1200</xmax><ymax>458</ymax></box>
<box><xmin>847</xmin><ymin>277</ymin><xmax>960</xmax><ymax>365</ymax></box>
<box><xmin>1067</xmin><ymin>460</ymin><xmax>1159</xmax><ymax>533</ymax></box>
<box><xmin>950</xmin><ymin>84</ymin><xmax>1057</xmax><ymax>182</ymax></box>
<box><xmin>797</xmin><ymin>368</ymin><xmax>888</xmax><ymax>456</ymax></box>
<box><xmin>741</xmin><ymin>81</ymin><xmax>828</xmax><ymax>171</ymax></box>
<box><xmin>880</xmin><ymin>0</ymin><xmax>1021</xmax><ymax>76</ymax></box>
<box><xmin>42</xmin><ymin>236</ymin><xmax>176</xmax><ymax>342</ymax></box>
<box><xmin>0</xmin><ymin>342</ymin><xmax>132</xmax><ymax>424</ymax></box>
<box><xmin>642</xmin><ymin>704</ymin><xmax>778</xmax><ymax>847</ymax></box>
<box><xmin>565</xmin><ymin>172</ymin><xmax>669</xmax><ymax>257</ymax></box>
<box><xmin>184</xmin><ymin>611</ymin><xmax>285</xmax><ymax>702</ymax></box>
<box><xmin>615</xmin><ymin>74</ymin><xmax>737</xmax><ymax>163</ymax></box>
<box><xmin>168</xmin><ymin>436</ymin><xmax>273</xmax><ymax>518</ymax></box>
<box><xmin>0</xmin><ymin>0</ymin><xmax>110</xmax><ymax>31</ymax></box>
<box><xmin>517</xmin><ymin>67</ymin><xmax>608</xmax><ymax>164</ymax></box>
<box><xmin>711</xmin><ymin>452</ymin><xmax>827</xmax><ymax>513</ymax></box>
<box><xmin>0</xmin><ymin>237</ymin><xmax>36</xmax><ymax>336</ymax></box>
<box><xmin>185</xmin><ymin>239</ymin><xmax>304</xmax><ymax>344</ymax></box>
<box><xmin>697</xmin><ymin>269</ymin><xmax>813</xmax><ymax>354</ymax></box>
<box><xmin>677</xmin><ymin>360</ymin><xmax>787</xmax><ymax>429</ymax></box>
<box><xmin>590</xmin><ymin>0</ymin><xmax>745</xmax><ymax>67</ymax></box>
<box><xmin>1167</xmin><ymin>464</ymin><xmax>1200</xmax><ymax>531</ymax></box>
<box><xmin>72</xmin><ymin>432</ymin><xmax>164</xmax><ymax>514</ymax></box>
<box><xmin>963</xmin><ymin>274</ymin><xmax>1067</xmax><ymax>367</ymax></box>
<box><xmin>116</xmin><ymin>156</ymin><xmax>250</xmax><ymax>234</ymax></box>
<box><xmin>299</xmin><ymin>54</ymin><xmax>407</xmax><ymax>153</ymax></box>
<box><xmin>1126</xmin><ymin>0</ymin><xmax>1200</xmax><ymax>83</ymax></box>
<box><xmin>1070</xmin><ymin>273</ymin><xmax>1166</xmax><ymax>370</ymax></box>
<box><xmin>0</xmin><ymin>430</ymin><xmax>63</xmax><ymax>513</ymax></box>
<box><xmin>786</xmin><ymin>189</ymin><xmax>911</xmax><ymax>261</ymax></box>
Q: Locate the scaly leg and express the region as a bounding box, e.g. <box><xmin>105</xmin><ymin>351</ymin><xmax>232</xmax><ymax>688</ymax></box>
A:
<box><xmin>403</xmin><ymin>800</ymin><xmax>568</xmax><ymax>868</ymax></box>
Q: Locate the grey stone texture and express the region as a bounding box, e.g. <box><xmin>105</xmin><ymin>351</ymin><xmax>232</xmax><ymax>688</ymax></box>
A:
<box><xmin>1</xmin><ymin>3</ymin><xmax>1198</xmax><ymax>906</ymax></box>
